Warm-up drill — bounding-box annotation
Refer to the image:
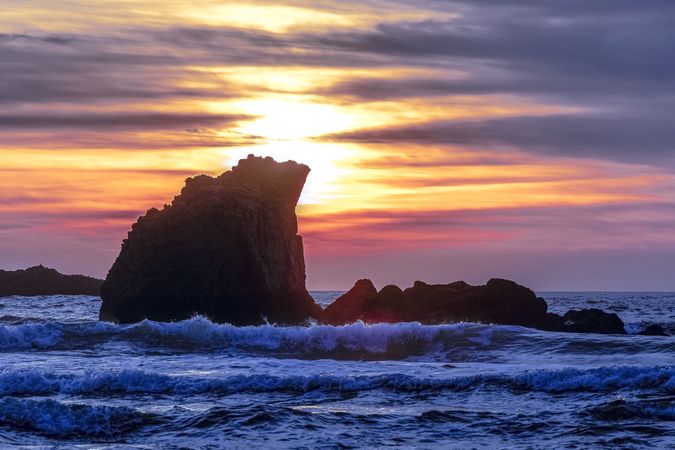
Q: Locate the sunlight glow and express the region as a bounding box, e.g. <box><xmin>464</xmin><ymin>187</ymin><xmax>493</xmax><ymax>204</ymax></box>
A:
<box><xmin>225</xmin><ymin>141</ymin><xmax>355</xmax><ymax>205</ymax></box>
<box><xmin>232</xmin><ymin>98</ymin><xmax>355</xmax><ymax>140</ymax></box>
<box><xmin>182</xmin><ymin>3</ymin><xmax>352</xmax><ymax>31</ymax></box>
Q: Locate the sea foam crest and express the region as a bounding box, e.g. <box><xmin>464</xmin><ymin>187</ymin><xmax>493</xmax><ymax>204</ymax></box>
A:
<box><xmin>0</xmin><ymin>316</ymin><xmax>524</xmax><ymax>353</ymax></box>
<box><xmin>0</xmin><ymin>322</ymin><xmax>64</xmax><ymax>349</ymax></box>
<box><xmin>128</xmin><ymin>317</ymin><xmax>482</xmax><ymax>352</ymax></box>
<box><xmin>0</xmin><ymin>365</ymin><xmax>672</xmax><ymax>397</ymax></box>
<box><xmin>509</xmin><ymin>365</ymin><xmax>675</xmax><ymax>392</ymax></box>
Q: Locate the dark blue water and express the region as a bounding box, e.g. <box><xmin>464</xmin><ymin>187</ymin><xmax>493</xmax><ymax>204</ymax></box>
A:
<box><xmin>0</xmin><ymin>292</ymin><xmax>673</xmax><ymax>448</ymax></box>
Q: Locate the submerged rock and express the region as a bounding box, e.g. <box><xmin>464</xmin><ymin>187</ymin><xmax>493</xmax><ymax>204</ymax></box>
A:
<box><xmin>0</xmin><ymin>265</ymin><xmax>103</xmax><ymax>297</ymax></box>
<box><xmin>637</xmin><ymin>324</ymin><xmax>668</xmax><ymax>336</ymax></box>
<box><xmin>562</xmin><ymin>308</ymin><xmax>626</xmax><ymax>334</ymax></box>
<box><xmin>542</xmin><ymin>308</ymin><xmax>627</xmax><ymax>335</ymax></box>
<box><xmin>548</xmin><ymin>308</ymin><xmax>631</xmax><ymax>335</ymax></box>
<box><xmin>100</xmin><ymin>155</ymin><xmax>321</xmax><ymax>325</ymax></box>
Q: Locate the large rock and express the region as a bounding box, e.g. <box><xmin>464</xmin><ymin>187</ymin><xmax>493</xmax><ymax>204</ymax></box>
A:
<box><xmin>322</xmin><ymin>278</ymin><xmax>549</xmax><ymax>328</ymax></box>
<box><xmin>322</xmin><ymin>279</ymin><xmax>377</xmax><ymax>325</ymax></box>
<box><xmin>100</xmin><ymin>155</ymin><xmax>321</xmax><ymax>325</ymax></box>
<box><xmin>322</xmin><ymin>279</ymin><xmax>630</xmax><ymax>335</ymax></box>
<box><xmin>0</xmin><ymin>265</ymin><xmax>102</xmax><ymax>297</ymax></box>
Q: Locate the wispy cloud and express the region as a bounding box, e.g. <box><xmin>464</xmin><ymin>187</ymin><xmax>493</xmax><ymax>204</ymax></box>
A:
<box><xmin>325</xmin><ymin>112</ymin><xmax>675</xmax><ymax>164</ymax></box>
<box><xmin>0</xmin><ymin>112</ymin><xmax>251</xmax><ymax>130</ymax></box>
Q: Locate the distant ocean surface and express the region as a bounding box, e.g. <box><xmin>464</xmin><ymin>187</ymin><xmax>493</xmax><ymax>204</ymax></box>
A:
<box><xmin>0</xmin><ymin>292</ymin><xmax>673</xmax><ymax>449</ymax></box>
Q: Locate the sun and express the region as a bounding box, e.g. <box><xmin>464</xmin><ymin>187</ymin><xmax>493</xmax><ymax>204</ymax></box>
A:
<box><xmin>233</xmin><ymin>98</ymin><xmax>355</xmax><ymax>140</ymax></box>
<box><xmin>219</xmin><ymin>97</ymin><xmax>358</xmax><ymax>205</ymax></box>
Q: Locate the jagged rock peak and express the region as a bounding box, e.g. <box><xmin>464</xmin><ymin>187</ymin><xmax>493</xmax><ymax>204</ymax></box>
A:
<box><xmin>171</xmin><ymin>155</ymin><xmax>309</xmax><ymax>208</ymax></box>
<box><xmin>100</xmin><ymin>155</ymin><xmax>320</xmax><ymax>325</ymax></box>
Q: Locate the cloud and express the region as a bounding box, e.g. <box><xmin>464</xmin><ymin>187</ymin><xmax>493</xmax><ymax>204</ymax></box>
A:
<box><xmin>300</xmin><ymin>201</ymin><xmax>675</xmax><ymax>255</ymax></box>
<box><xmin>319</xmin><ymin>71</ymin><xmax>675</xmax><ymax>104</ymax></box>
<box><xmin>0</xmin><ymin>223</ymin><xmax>29</xmax><ymax>231</ymax></box>
<box><xmin>326</xmin><ymin>111</ymin><xmax>675</xmax><ymax>164</ymax></box>
<box><xmin>0</xmin><ymin>112</ymin><xmax>251</xmax><ymax>130</ymax></box>
<box><xmin>0</xmin><ymin>195</ymin><xmax>56</xmax><ymax>206</ymax></box>
<box><xmin>0</xmin><ymin>33</ymin><xmax>74</xmax><ymax>44</ymax></box>
<box><xmin>0</xmin><ymin>32</ymin><xmax>244</xmax><ymax>107</ymax></box>
<box><xmin>313</xmin><ymin>1</ymin><xmax>675</xmax><ymax>72</ymax></box>
<box><xmin>307</xmin><ymin>1</ymin><xmax>675</xmax><ymax>102</ymax></box>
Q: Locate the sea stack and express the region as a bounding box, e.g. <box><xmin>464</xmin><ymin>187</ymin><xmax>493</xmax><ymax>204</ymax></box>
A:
<box><xmin>100</xmin><ymin>155</ymin><xmax>321</xmax><ymax>325</ymax></box>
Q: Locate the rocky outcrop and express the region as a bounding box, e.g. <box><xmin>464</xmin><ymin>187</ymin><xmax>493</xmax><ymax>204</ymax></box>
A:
<box><xmin>100</xmin><ymin>155</ymin><xmax>321</xmax><ymax>325</ymax></box>
<box><xmin>322</xmin><ymin>279</ymin><xmax>378</xmax><ymax>325</ymax></box>
<box><xmin>322</xmin><ymin>279</ymin><xmax>630</xmax><ymax>335</ymax></box>
<box><xmin>0</xmin><ymin>265</ymin><xmax>102</xmax><ymax>297</ymax></box>
<box><xmin>322</xmin><ymin>278</ymin><xmax>549</xmax><ymax>327</ymax></box>
<box><xmin>95</xmin><ymin>154</ymin><xmax>654</xmax><ymax>336</ymax></box>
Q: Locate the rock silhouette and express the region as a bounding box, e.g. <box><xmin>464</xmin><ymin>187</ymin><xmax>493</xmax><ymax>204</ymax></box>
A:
<box><xmin>322</xmin><ymin>279</ymin><xmax>378</xmax><ymax>325</ymax></box>
<box><xmin>0</xmin><ymin>265</ymin><xmax>102</xmax><ymax>297</ymax></box>
<box><xmin>322</xmin><ymin>278</ymin><xmax>630</xmax><ymax>335</ymax></box>
<box><xmin>540</xmin><ymin>308</ymin><xmax>626</xmax><ymax>334</ymax></box>
<box><xmin>100</xmin><ymin>155</ymin><xmax>321</xmax><ymax>325</ymax></box>
<box><xmin>99</xmin><ymin>155</ymin><xmax>643</xmax><ymax>335</ymax></box>
<box><xmin>322</xmin><ymin>278</ymin><xmax>549</xmax><ymax>328</ymax></box>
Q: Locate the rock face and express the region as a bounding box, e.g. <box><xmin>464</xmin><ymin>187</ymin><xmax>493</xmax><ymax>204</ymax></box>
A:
<box><xmin>322</xmin><ymin>279</ymin><xmax>629</xmax><ymax>335</ymax></box>
<box><xmin>100</xmin><ymin>155</ymin><xmax>321</xmax><ymax>325</ymax></box>
<box><xmin>0</xmin><ymin>265</ymin><xmax>102</xmax><ymax>297</ymax></box>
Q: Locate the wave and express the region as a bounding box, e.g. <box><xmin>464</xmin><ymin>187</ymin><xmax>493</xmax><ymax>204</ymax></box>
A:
<box><xmin>0</xmin><ymin>317</ymin><xmax>526</xmax><ymax>354</ymax></box>
<box><xmin>588</xmin><ymin>398</ymin><xmax>675</xmax><ymax>421</ymax></box>
<box><xmin>0</xmin><ymin>397</ymin><xmax>151</xmax><ymax>437</ymax></box>
<box><xmin>0</xmin><ymin>366</ymin><xmax>672</xmax><ymax>397</ymax></box>
<box><xmin>0</xmin><ymin>322</ymin><xmax>65</xmax><ymax>350</ymax></box>
<box><xmin>508</xmin><ymin>365</ymin><xmax>675</xmax><ymax>393</ymax></box>
<box><xmin>1</xmin><ymin>317</ymin><xmax>672</xmax><ymax>361</ymax></box>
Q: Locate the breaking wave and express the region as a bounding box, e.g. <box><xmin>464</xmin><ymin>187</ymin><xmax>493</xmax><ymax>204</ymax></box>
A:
<box><xmin>0</xmin><ymin>317</ymin><xmax>526</xmax><ymax>354</ymax></box>
<box><xmin>0</xmin><ymin>366</ymin><xmax>672</xmax><ymax>397</ymax></box>
<box><xmin>1</xmin><ymin>316</ymin><xmax>672</xmax><ymax>361</ymax></box>
<box><xmin>0</xmin><ymin>397</ymin><xmax>151</xmax><ymax>437</ymax></box>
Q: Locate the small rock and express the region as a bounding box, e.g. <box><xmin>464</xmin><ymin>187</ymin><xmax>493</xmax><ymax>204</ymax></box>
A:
<box><xmin>638</xmin><ymin>324</ymin><xmax>668</xmax><ymax>336</ymax></box>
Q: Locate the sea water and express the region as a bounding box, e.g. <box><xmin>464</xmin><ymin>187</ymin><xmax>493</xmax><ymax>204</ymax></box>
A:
<box><xmin>0</xmin><ymin>292</ymin><xmax>673</xmax><ymax>448</ymax></box>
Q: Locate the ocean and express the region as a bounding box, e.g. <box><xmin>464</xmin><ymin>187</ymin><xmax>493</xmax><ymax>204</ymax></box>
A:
<box><xmin>0</xmin><ymin>292</ymin><xmax>673</xmax><ymax>449</ymax></box>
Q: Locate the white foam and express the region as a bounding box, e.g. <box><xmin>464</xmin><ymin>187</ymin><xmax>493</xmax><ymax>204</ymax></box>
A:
<box><xmin>0</xmin><ymin>322</ymin><xmax>64</xmax><ymax>349</ymax></box>
<box><xmin>0</xmin><ymin>317</ymin><xmax>524</xmax><ymax>353</ymax></box>
<box><xmin>0</xmin><ymin>365</ymin><xmax>672</xmax><ymax>397</ymax></box>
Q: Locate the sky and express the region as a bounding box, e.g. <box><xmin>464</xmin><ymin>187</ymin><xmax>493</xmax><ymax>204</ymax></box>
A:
<box><xmin>2</xmin><ymin>0</ymin><xmax>675</xmax><ymax>290</ymax></box>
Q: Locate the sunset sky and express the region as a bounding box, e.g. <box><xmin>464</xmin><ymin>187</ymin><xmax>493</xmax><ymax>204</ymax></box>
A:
<box><xmin>2</xmin><ymin>1</ymin><xmax>675</xmax><ymax>290</ymax></box>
